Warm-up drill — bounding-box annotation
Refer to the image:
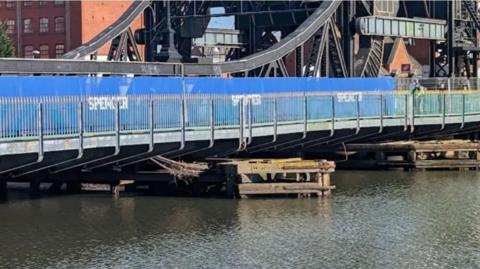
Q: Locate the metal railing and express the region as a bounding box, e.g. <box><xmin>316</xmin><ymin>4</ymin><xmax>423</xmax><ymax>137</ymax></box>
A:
<box><xmin>1</xmin><ymin>91</ymin><xmax>480</xmax><ymax>142</ymax></box>
<box><xmin>396</xmin><ymin>77</ymin><xmax>480</xmax><ymax>91</ymax></box>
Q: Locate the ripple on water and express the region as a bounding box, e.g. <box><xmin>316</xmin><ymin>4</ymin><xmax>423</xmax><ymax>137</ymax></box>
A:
<box><xmin>0</xmin><ymin>171</ymin><xmax>479</xmax><ymax>269</ymax></box>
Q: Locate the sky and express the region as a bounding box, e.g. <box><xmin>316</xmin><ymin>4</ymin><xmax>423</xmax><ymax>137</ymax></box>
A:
<box><xmin>207</xmin><ymin>7</ymin><xmax>235</xmax><ymax>29</ymax></box>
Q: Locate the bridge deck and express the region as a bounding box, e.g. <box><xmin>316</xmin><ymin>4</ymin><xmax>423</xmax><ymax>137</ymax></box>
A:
<box><xmin>0</xmin><ymin>91</ymin><xmax>479</xmax><ymax>176</ymax></box>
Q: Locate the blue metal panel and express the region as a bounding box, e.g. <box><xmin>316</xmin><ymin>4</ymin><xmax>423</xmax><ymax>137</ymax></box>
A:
<box><xmin>0</xmin><ymin>77</ymin><xmax>397</xmax><ymax>139</ymax></box>
<box><xmin>183</xmin><ymin>77</ymin><xmax>395</xmax><ymax>94</ymax></box>
<box><xmin>0</xmin><ymin>76</ymin><xmax>395</xmax><ymax>97</ymax></box>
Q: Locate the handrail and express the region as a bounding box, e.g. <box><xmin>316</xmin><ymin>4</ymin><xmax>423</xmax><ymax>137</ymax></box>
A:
<box><xmin>0</xmin><ymin>91</ymin><xmax>477</xmax><ymax>141</ymax></box>
<box><xmin>1</xmin><ymin>91</ymin><xmax>480</xmax><ymax>173</ymax></box>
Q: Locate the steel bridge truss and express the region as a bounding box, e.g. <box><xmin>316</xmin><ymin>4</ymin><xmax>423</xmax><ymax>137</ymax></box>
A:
<box><xmin>0</xmin><ymin>1</ymin><xmax>479</xmax><ymax>78</ymax></box>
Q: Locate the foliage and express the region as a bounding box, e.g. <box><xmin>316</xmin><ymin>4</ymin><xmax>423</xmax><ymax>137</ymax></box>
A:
<box><xmin>0</xmin><ymin>23</ymin><xmax>13</xmax><ymax>57</ymax></box>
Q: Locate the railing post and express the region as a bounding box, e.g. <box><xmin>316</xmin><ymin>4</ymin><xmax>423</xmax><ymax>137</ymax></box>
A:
<box><xmin>273</xmin><ymin>97</ymin><xmax>278</xmax><ymax>142</ymax></box>
<box><xmin>379</xmin><ymin>94</ymin><xmax>384</xmax><ymax>133</ymax></box>
<box><xmin>461</xmin><ymin>93</ymin><xmax>466</xmax><ymax>129</ymax></box>
<box><xmin>355</xmin><ymin>94</ymin><xmax>360</xmax><ymax>134</ymax></box>
<box><xmin>0</xmin><ymin>98</ymin><xmax>3</xmax><ymax>139</ymax></box>
<box><xmin>77</xmin><ymin>100</ymin><xmax>84</xmax><ymax>157</ymax></box>
<box><xmin>404</xmin><ymin>94</ymin><xmax>408</xmax><ymax>132</ymax></box>
<box><xmin>410</xmin><ymin>93</ymin><xmax>415</xmax><ymax>133</ymax></box>
<box><xmin>180</xmin><ymin>96</ymin><xmax>186</xmax><ymax>149</ymax></box>
<box><xmin>37</xmin><ymin>102</ymin><xmax>44</xmax><ymax>162</ymax></box>
<box><xmin>304</xmin><ymin>94</ymin><xmax>308</xmax><ymax>135</ymax></box>
<box><xmin>441</xmin><ymin>93</ymin><xmax>446</xmax><ymax>130</ymax></box>
<box><xmin>248</xmin><ymin>98</ymin><xmax>253</xmax><ymax>145</ymax></box>
<box><xmin>210</xmin><ymin>98</ymin><xmax>215</xmax><ymax>144</ymax></box>
<box><xmin>149</xmin><ymin>99</ymin><xmax>155</xmax><ymax>150</ymax></box>
<box><xmin>238</xmin><ymin>98</ymin><xmax>244</xmax><ymax>151</ymax></box>
<box><xmin>114</xmin><ymin>100</ymin><xmax>121</xmax><ymax>153</ymax></box>
<box><xmin>330</xmin><ymin>95</ymin><xmax>335</xmax><ymax>136</ymax></box>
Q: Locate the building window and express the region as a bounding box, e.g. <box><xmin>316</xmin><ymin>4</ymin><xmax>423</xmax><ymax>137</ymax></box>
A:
<box><xmin>39</xmin><ymin>1</ymin><xmax>48</xmax><ymax>6</ymax></box>
<box><xmin>54</xmin><ymin>0</ymin><xmax>64</xmax><ymax>5</ymax></box>
<box><xmin>54</xmin><ymin>17</ymin><xmax>64</xmax><ymax>33</ymax></box>
<box><xmin>23</xmin><ymin>1</ymin><xmax>32</xmax><ymax>7</ymax></box>
<box><xmin>5</xmin><ymin>20</ymin><xmax>15</xmax><ymax>34</ymax></box>
<box><xmin>55</xmin><ymin>44</ymin><xmax>64</xmax><ymax>58</ymax></box>
<box><xmin>39</xmin><ymin>17</ymin><xmax>48</xmax><ymax>33</ymax></box>
<box><xmin>23</xmin><ymin>18</ymin><xmax>32</xmax><ymax>33</ymax></box>
<box><xmin>39</xmin><ymin>45</ymin><xmax>49</xmax><ymax>58</ymax></box>
<box><xmin>401</xmin><ymin>64</ymin><xmax>411</xmax><ymax>73</ymax></box>
<box><xmin>6</xmin><ymin>0</ymin><xmax>14</xmax><ymax>8</ymax></box>
<box><xmin>24</xmin><ymin>45</ymin><xmax>34</xmax><ymax>58</ymax></box>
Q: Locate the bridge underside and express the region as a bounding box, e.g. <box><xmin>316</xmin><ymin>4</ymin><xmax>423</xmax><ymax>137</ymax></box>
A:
<box><xmin>2</xmin><ymin>120</ymin><xmax>478</xmax><ymax>183</ymax></box>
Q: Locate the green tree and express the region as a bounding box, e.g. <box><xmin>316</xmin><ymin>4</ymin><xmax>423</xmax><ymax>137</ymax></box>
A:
<box><xmin>0</xmin><ymin>23</ymin><xmax>13</xmax><ymax>58</ymax></box>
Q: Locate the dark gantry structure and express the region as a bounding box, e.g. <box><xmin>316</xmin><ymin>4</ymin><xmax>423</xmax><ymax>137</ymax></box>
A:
<box><xmin>1</xmin><ymin>1</ymin><xmax>479</xmax><ymax>78</ymax></box>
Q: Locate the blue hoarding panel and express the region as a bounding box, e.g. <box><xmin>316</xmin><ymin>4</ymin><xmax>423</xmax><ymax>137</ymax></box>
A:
<box><xmin>0</xmin><ymin>76</ymin><xmax>397</xmax><ymax>136</ymax></box>
<box><xmin>0</xmin><ymin>76</ymin><xmax>395</xmax><ymax>97</ymax></box>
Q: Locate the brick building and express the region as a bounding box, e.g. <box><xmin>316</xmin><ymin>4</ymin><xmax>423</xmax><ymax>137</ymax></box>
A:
<box><xmin>382</xmin><ymin>38</ymin><xmax>424</xmax><ymax>77</ymax></box>
<box><xmin>0</xmin><ymin>0</ymin><xmax>143</xmax><ymax>59</ymax></box>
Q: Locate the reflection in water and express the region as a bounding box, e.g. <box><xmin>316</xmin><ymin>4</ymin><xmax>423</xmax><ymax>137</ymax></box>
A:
<box><xmin>0</xmin><ymin>171</ymin><xmax>479</xmax><ymax>268</ymax></box>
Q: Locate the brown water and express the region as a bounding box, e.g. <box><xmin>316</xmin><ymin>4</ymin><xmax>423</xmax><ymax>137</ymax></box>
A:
<box><xmin>0</xmin><ymin>171</ymin><xmax>479</xmax><ymax>269</ymax></box>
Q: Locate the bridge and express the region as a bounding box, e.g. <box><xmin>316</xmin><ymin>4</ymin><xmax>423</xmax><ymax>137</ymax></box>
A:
<box><xmin>2</xmin><ymin>0</ymin><xmax>480</xmax><ymax>197</ymax></box>
<box><xmin>1</xmin><ymin>87</ymin><xmax>479</xmax><ymax>185</ymax></box>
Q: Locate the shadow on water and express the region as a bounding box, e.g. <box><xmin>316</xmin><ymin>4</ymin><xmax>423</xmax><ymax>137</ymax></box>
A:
<box><xmin>0</xmin><ymin>171</ymin><xmax>479</xmax><ymax>268</ymax></box>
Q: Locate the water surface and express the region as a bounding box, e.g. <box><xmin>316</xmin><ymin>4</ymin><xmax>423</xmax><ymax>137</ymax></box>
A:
<box><xmin>0</xmin><ymin>171</ymin><xmax>479</xmax><ymax>268</ymax></box>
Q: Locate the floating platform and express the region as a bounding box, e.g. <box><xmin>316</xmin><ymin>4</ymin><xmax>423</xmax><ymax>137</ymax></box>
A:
<box><xmin>81</xmin><ymin>180</ymin><xmax>134</xmax><ymax>197</ymax></box>
<box><xmin>337</xmin><ymin>140</ymin><xmax>480</xmax><ymax>171</ymax></box>
<box><xmin>221</xmin><ymin>158</ymin><xmax>335</xmax><ymax>198</ymax></box>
